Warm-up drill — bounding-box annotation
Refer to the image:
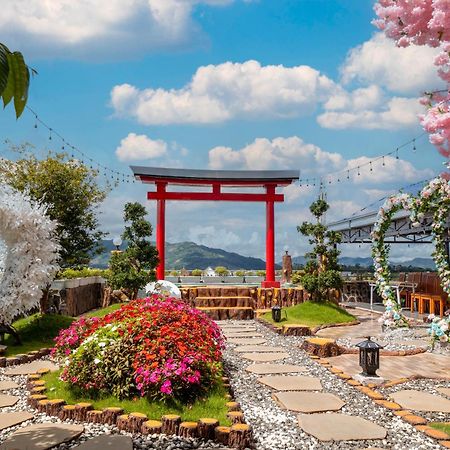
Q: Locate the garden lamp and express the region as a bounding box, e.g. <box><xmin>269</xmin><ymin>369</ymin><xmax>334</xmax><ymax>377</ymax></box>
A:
<box><xmin>271</xmin><ymin>304</ymin><xmax>282</xmax><ymax>322</ymax></box>
<box><xmin>355</xmin><ymin>336</ymin><xmax>383</xmax><ymax>377</ymax></box>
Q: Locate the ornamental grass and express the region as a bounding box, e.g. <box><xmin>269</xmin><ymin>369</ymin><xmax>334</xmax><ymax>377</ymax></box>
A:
<box><xmin>52</xmin><ymin>296</ymin><xmax>225</xmax><ymax>402</ymax></box>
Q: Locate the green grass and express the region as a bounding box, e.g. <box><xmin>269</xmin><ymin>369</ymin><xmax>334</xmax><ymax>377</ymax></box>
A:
<box><xmin>42</xmin><ymin>370</ymin><xmax>231</xmax><ymax>425</ymax></box>
<box><xmin>4</xmin><ymin>314</ymin><xmax>75</xmax><ymax>356</ymax></box>
<box><xmin>83</xmin><ymin>303</ymin><xmax>125</xmax><ymax>318</ymax></box>
<box><xmin>429</xmin><ymin>422</ymin><xmax>450</xmax><ymax>436</ymax></box>
<box><xmin>261</xmin><ymin>301</ymin><xmax>356</xmax><ymax>328</ymax></box>
<box><xmin>3</xmin><ymin>304</ymin><xmax>126</xmax><ymax>357</ymax></box>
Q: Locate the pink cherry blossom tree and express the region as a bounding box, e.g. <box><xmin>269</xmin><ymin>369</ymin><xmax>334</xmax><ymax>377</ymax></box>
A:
<box><xmin>374</xmin><ymin>0</ymin><xmax>449</xmax><ymax>166</ymax></box>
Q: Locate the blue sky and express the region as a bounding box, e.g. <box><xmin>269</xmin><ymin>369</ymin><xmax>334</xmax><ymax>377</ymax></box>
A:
<box><xmin>0</xmin><ymin>0</ymin><xmax>445</xmax><ymax>261</ymax></box>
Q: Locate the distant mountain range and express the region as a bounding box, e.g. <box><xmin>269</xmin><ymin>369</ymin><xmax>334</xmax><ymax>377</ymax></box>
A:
<box><xmin>90</xmin><ymin>240</ymin><xmax>269</xmax><ymax>270</ymax></box>
<box><xmin>90</xmin><ymin>240</ymin><xmax>435</xmax><ymax>270</ymax></box>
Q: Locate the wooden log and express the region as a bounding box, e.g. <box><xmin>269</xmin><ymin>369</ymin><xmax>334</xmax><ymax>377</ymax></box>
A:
<box><xmin>15</xmin><ymin>354</ymin><xmax>29</xmax><ymax>364</ymax></box>
<box><xmin>46</xmin><ymin>399</ymin><xmax>66</xmax><ymax>416</ymax></box>
<box><xmin>0</xmin><ymin>357</ymin><xmax>6</xmax><ymax>367</ymax></box>
<box><xmin>128</xmin><ymin>412</ymin><xmax>148</xmax><ymax>433</ymax></box>
<box><xmin>36</xmin><ymin>367</ymin><xmax>51</xmax><ymax>375</ymax></box>
<box><xmin>229</xmin><ymin>423</ymin><xmax>252</xmax><ymax>449</ymax></box>
<box><xmin>102</xmin><ymin>407</ymin><xmax>123</xmax><ymax>425</ymax></box>
<box><xmin>178</xmin><ymin>422</ymin><xmax>198</xmax><ymax>438</ymax></box>
<box><xmin>87</xmin><ymin>410</ymin><xmax>104</xmax><ymax>423</ymax></box>
<box><xmin>197</xmin><ymin>418</ymin><xmax>219</xmax><ymax>440</ymax></box>
<box><xmin>37</xmin><ymin>399</ymin><xmax>51</xmax><ymax>413</ymax></box>
<box><xmin>74</xmin><ymin>402</ymin><xmax>93</xmax><ymax>421</ymax></box>
<box><xmin>142</xmin><ymin>420</ymin><xmax>163</xmax><ymax>435</ymax></box>
<box><xmin>225</xmin><ymin>394</ymin><xmax>233</xmax><ymax>401</ymax></box>
<box><xmin>31</xmin><ymin>386</ymin><xmax>47</xmax><ymax>395</ymax></box>
<box><xmin>300</xmin><ymin>338</ymin><xmax>341</xmax><ymax>357</ymax></box>
<box><xmin>227</xmin><ymin>411</ymin><xmax>245</xmax><ymax>424</ymax></box>
<box><xmin>28</xmin><ymin>394</ymin><xmax>47</xmax><ymax>409</ymax></box>
<box><xmin>59</xmin><ymin>404</ymin><xmax>76</xmax><ymax>421</ymax></box>
<box><xmin>226</xmin><ymin>401</ymin><xmax>240</xmax><ymax>412</ymax></box>
<box><xmin>5</xmin><ymin>357</ymin><xmax>20</xmax><ymax>366</ymax></box>
<box><xmin>116</xmin><ymin>414</ymin><xmax>130</xmax><ymax>431</ymax></box>
<box><xmin>161</xmin><ymin>414</ymin><xmax>181</xmax><ymax>435</ymax></box>
<box><xmin>215</xmin><ymin>426</ymin><xmax>231</xmax><ymax>446</ymax></box>
<box><xmin>29</xmin><ymin>380</ymin><xmax>46</xmax><ymax>389</ymax></box>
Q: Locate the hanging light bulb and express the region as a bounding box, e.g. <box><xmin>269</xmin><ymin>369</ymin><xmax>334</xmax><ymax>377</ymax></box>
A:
<box><xmin>382</xmin><ymin>157</ymin><xmax>385</xmax><ymax>166</ymax></box>
<box><xmin>395</xmin><ymin>148</ymin><xmax>399</xmax><ymax>159</ymax></box>
<box><xmin>412</xmin><ymin>139</ymin><xmax>416</xmax><ymax>153</ymax></box>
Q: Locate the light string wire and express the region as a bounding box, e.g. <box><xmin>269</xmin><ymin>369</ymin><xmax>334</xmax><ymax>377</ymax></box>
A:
<box><xmin>298</xmin><ymin>132</ymin><xmax>427</xmax><ymax>187</ymax></box>
<box><xmin>25</xmin><ymin>106</ymin><xmax>135</xmax><ymax>185</ymax></box>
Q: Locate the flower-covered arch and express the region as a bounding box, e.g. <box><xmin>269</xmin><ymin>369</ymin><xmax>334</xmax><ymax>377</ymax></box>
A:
<box><xmin>0</xmin><ymin>185</ymin><xmax>60</xmax><ymax>325</ymax></box>
<box><xmin>372</xmin><ymin>177</ymin><xmax>450</xmax><ymax>332</ymax></box>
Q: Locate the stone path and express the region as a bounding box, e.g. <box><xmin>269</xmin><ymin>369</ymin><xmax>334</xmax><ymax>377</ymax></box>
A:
<box><xmin>0</xmin><ymin>412</ymin><xmax>33</xmax><ymax>430</ymax></box>
<box><xmin>74</xmin><ymin>434</ymin><xmax>133</xmax><ymax>449</ymax></box>
<box><xmin>4</xmin><ymin>360</ymin><xmax>58</xmax><ymax>376</ymax></box>
<box><xmin>241</xmin><ymin>352</ymin><xmax>289</xmax><ymax>362</ymax></box>
<box><xmin>218</xmin><ymin>318</ymin><xmax>447</xmax><ymax>450</ymax></box>
<box><xmin>390</xmin><ymin>390</ymin><xmax>450</xmax><ymax>413</ymax></box>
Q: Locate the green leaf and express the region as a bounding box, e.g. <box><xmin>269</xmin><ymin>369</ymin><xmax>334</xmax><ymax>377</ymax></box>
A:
<box><xmin>10</xmin><ymin>51</ymin><xmax>29</xmax><ymax>118</ymax></box>
<box><xmin>2</xmin><ymin>52</ymin><xmax>15</xmax><ymax>109</ymax></box>
<box><xmin>0</xmin><ymin>44</ymin><xmax>9</xmax><ymax>97</ymax></box>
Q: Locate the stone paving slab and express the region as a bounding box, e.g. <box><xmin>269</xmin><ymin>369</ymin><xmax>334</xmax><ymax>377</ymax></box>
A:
<box><xmin>0</xmin><ymin>412</ymin><xmax>33</xmax><ymax>431</ymax></box>
<box><xmin>0</xmin><ymin>423</ymin><xmax>84</xmax><ymax>450</ymax></box>
<box><xmin>246</xmin><ymin>363</ymin><xmax>306</xmax><ymax>374</ymax></box>
<box><xmin>258</xmin><ymin>375</ymin><xmax>322</xmax><ymax>391</ymax></box>
<box><xmin>224</xmin><ymin>333</ymin><xmax>263</xmax><ymax>338</ymax></box>
<box><xmin>274</xmin><ymin>392</ymin><xmax>344</xmax><ymax>413</ymax></box>
<box><xmin>0</xmin><ymin>395</ymin><xmax>19</xmax><ymax>407</ymax></box>
<box><xmin>4</xmin><ymin>360</ymin><xmax>59</xmax><ymax>376</ymax></box>
<box><xmin>233</xmin><ymin>345</ymin><xmax>285</xmax><ymax>353</ymax></box>
<box><xmin>242</xmin><ymin>352</ymin><xmax>289</xmax><ymax>362</ymax></box>
<box><xmin>438</xmin><ymin>387</ymin><xmax>450</xmax><ymax>397</ymax></box>
<box><xmin>390</xmin><ymin>389</ymin><xmax>450</xmax><ymax>412</ymax></box>
<box><xmin>221</xmin><ymin>327</ymin><xmax>257</xmax><ymax>333</ymax></box>
<box><xmin>298</xmin><ymin>413</ymin><xmax>387</xmax><ymax>441</ymax></box>
<box><xmin>0</xmin><ymin>381</ymin><xmax>19</xmax><ymax>391</ymax></box>
<box><xmin>75</xmin><ymin>435</ymin><xmax>133</xmax><ymax>450</ymax></box>
<box><xmin>228</xmin><ymin>338</ymin><xmax>267</xmax><ymax>345</ymax></box>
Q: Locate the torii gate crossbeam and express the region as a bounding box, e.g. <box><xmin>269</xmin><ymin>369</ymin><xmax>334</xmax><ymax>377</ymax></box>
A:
<box><xmin>131</xmin><ymin>167</ymin><xmax>300</xmax><ymax>288</ymax></box>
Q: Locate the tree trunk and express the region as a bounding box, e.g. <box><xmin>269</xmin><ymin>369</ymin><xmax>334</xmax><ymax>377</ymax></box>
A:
<box><xmin>39</xmin><ymin>284</ymin><xmax>51</xmax><ymax>314</ymax></box>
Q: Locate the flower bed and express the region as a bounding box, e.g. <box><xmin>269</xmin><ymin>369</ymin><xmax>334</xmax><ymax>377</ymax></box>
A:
<box><xmin>52</xmin><ymin>296</ymin><xmax>225</xmax><ymax>402</ymax></box>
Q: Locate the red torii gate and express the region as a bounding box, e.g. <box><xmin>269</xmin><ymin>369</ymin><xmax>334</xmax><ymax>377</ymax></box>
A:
<box><xmin>131</xmin><ymin>167</ymin><xmax>299</xmax><ymax>288</ymax></box>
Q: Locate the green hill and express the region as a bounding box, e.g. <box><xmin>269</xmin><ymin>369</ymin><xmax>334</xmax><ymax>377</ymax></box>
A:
<box><xmin>90</xmin><ymin>240</ymin><xmax>268</xmax><ymax>270</ymax></box>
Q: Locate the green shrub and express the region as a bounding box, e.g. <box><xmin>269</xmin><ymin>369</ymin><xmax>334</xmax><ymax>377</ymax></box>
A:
<box><xmin>56</xmin><ymin>268</ymin><xmax>109</xmax><ymax>279</ymax></box>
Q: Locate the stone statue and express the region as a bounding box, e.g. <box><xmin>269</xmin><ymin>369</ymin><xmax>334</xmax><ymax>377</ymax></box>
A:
<box><xmin>282</xmin><ymin>250</ymin><xmax>292</xmax><ymax>284</ymax></box>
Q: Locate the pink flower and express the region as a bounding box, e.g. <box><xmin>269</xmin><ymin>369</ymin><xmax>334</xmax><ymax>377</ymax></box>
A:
<box><xmin>160</xmin><ymin>380</ymin><xmax>172</xmax><ymax>395</ymax></box>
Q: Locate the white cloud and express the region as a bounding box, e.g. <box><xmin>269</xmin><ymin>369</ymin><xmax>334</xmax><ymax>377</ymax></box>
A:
<box><xmin>116</xmin><ymin>133</ymin><xmax>167</xmax><ymax>161</ymax></box>
<box><xmin>110</xmin><ymin>60</ymin><xmax>338</xmax><ymax>125</ymax></box>
<box><xmin>208</xmin><ymin>136</ymin><xmax>345</xmax><ymax>172</ymax></box>
<box><xmin>0</xmin><ymin>0</ymin><xmax>242</xmax><ymax>59</ymax></box>
<box><xmin>317</xmin><ymin>96</ymin><xmax>424</xmax><ymax>130</ymax></box>
<box><xmin>187</xmin><ymin>225</ymin><xmax>241</xmax><ymax>250</ymax></box>
<box><xmin>341</xmin><ymin>33</ymin><xmax>442</xmax><ymax>94</ymax></box>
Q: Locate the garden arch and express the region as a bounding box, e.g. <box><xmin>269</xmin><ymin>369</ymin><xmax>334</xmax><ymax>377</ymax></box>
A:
<box><xmin>131</xmin><ymin>167</ymin><xmax>299</xmax><ymax>287</ymax></box>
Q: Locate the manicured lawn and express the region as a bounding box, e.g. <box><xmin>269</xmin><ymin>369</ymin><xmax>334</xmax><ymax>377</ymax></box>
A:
<box><xmin>42</xmin><ymin>370</ymin><xmax>231</xmax><ymax>425</ymax></box>
<box><xmin>261</xmin><ymin>301</ymin><xmax>356</xmax><ymax>327</ymax></box>
<box><xmin>4</xmin><ymin>303</ymin><xmax>125</xmax><ymax>356</ymax></box>
<box><xmin>83</xmin><ymin>303</ymin><xmax>125</xmax><ymax>318</ymax></box>
<box><xmin>4</xmin><ymin>314</ymin><xmax>75</xmax><ymax>356</ymax></box>
<box><xmin>429</xmin><ymin>422</ymin><xmax>450</xmax><ymax>436</ymax></box>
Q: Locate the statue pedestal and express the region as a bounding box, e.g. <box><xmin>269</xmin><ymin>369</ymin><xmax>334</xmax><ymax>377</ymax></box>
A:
<box><xmin>354</xmin><ymin>373</ymin><xmax>385</xmax><ymax>386</ymax></box>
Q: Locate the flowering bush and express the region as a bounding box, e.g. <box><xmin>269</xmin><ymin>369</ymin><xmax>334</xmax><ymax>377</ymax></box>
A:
<box><xmin>52</xmin><ymin>296</ymin><xmax>225</xmax><ymax>402</ymax></box>
<box><xmin>428</xmin><ymin>314</ymin><xmax>450</xmax><ymax>346</ymax></box>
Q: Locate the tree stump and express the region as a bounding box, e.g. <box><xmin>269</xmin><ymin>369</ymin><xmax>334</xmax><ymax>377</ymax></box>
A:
<box><xmin>87</xmin><ymin>410</ymin><xmax>104</xmax><ymax>423</ymax></box>
<box><xmin>178</xmin><ymin>422</ymin><xmax>198</xmax><ymax>438</ymax></box>
<box><xmin>36</xmin><ymin>367</ymin><xmax>51</xmax><ymax>375</ymax></box>
<box><xmin>128</xmin><ymin>412</ymin><xmax>147</xmax><ymax>433</ymax></box>
<box><xmin>29</xmin><ymin>380</ymin><xmax>46</xmax><ymax>389</ymax></box>
<box><xmin>229</xmin><ymin>423</ymin><xmax>252</xmax><ymax>449</ymax></box>
<box><xmin>226</xmin><ymin>401</ymin><xmax>240</xmax><ymax>412</ymax></box>
<box><xmin>15</xmin><ymin>354</ymin><xmax>29</xmax><ymax>364</ymax></box>
<box><xmin>37</xmin><ymin>399</ymin><xmax>51</xmax><ymax>413</ymax></box>
<box><xmin>5</xmin><ymin>357</ymin><xmax>20</xmax><ymax>366</ymax></box>
<box><xmin>227</xmin><ymin>411</ymin><xmax>245</xmax><ymax>424</ymax></box>
<box><xmin>300</xmin><ymin>337</ymin><xmax>341</xmax><ymax>357</ymax></box>
<box><xmin>74</xmin><ymin>402</ymin><xmax>93</xmax><ymax>421</ymax></box>
<box><xmin>102</xmin><ymin>286</ymin><xmax>112</xmax><ymax>308</ymax></box>
<box><xmin>161</xmin><ymin>414</ymin><xmax>181</xmax><ymax>435</ymax></box>
<box><xmin>116</xmin><ymin>414</ymin><xmax>130</xmax><ymax>431</ymax></box>
<box><xmin>31</xmin><ymin>386</ymin><xmax>47</xmax><ymax>395</ymax></box>
<box><xmin>0</xmin><ymin>357</ymin><xmax>6</xmax><ymax>367</ymax></box>
<box><xmin>142</xmin><ymin>420</ymin><xmax>162</xmax><ymax>435</ymax></box>
<box><xmin>46</xmin><ymin>399</ymin><xmax>66</xmax><ymax>416</ymax></box>
<box><xmin>215</xmin><ymin>426</ymin><xmax>231</xmax><ymax>446</ymax></box>
<box><xmin>197</xmin><ymin>418</ymin><xmax>219</xmax><ymax>440</ymax></box>
<box><xmin>28</xmin><ymin>394</ymin><xmax>47</xmax><ymax>408</ymax></box>
<box><xmin>102</xmin><ymin>407</ymin><xmax>123</xmax><ymax>425</ymax></box>
<box><xmin>59</xmin><ymin>405</ymin><xmax>76</xmax><ymax>421</ymax></box>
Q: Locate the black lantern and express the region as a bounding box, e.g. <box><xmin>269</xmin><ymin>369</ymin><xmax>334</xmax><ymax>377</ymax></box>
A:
<box><xmin>356</xmin><ymin>336</ymin><xmax>383</xmax><ymax>377</ymax></box>
<box><xmin>271</xmin><ymin>305</ymin><xmax>282</xmax><ymax>322</ymax></box>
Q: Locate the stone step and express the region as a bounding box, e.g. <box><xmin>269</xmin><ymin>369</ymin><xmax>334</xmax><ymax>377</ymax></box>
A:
<box><xmin>195</xmin><ymin>296</ymin><xmax>255</xmax><ymax>308</ymax></box>
<box><xmin>196</xmin><ymin>307</ymin><xmax>254</xmax><ymax>320</ymax></box>
<box><xmin>196</xmin><ymin>287</ymin><xmax>256</xmax><ymax>298</ymax></box>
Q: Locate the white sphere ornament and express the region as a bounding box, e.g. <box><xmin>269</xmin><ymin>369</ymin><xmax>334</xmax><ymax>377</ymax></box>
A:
<box><xmin>145</xmin><ymin>280</ymin><xmax>181</xmax><ymax>298</ymax></box>
<box><xmin>0</xmin><ymin>185</ymin><xmax>60</xmax><ymax>324</ymax></box>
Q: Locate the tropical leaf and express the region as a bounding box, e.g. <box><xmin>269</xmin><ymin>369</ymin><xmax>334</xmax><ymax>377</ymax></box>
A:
<box><xmin>0</xmin><ymin>44</ymin><xmax>9</xmax><ymax>97</ymax></box>
<box><xmin>10</xmin><ymin>51</ymin><xmax>29</xmax><ymax>118</ymax></box>
<box><xmin>2</xmin><ymin>52</ymin><xmax>15</xmax><ymax>109</ymax></box>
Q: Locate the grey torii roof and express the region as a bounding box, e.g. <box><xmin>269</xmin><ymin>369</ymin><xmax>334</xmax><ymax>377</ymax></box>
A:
<box><xmin>130</xmin><ymin>166</ymin><xmax>300</xmax><ymax>184</ymax></box>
